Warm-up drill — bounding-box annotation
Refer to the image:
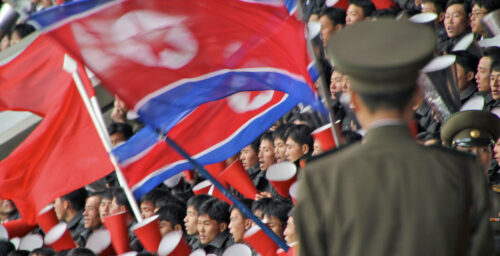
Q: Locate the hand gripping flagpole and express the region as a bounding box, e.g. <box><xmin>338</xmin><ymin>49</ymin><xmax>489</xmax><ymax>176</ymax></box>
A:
<box><xmin>62</xmin><ymin>54</ymin><xmax>143</xmax><ymax>223</ymax></box>
<box><xmin>157</xmin><ymin>131</ymin><xmax>290</xmax><ymax>252</ymax></box>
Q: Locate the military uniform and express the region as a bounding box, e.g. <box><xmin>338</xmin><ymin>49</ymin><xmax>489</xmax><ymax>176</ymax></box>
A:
<box><xmin>295</xmin><ymin>19</ymin><xmax>495</xmax><ymax>256</ymax></box>
<box><xmin>441</xmin><ymin>110</ymin><xmax>500</xmax><ymax>254</ymax></box>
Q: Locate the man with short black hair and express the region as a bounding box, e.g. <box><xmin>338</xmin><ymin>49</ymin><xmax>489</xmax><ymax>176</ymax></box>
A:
<box><xmin>107</xmin><ymin>122</ymin><xmax>133</xmax><ymax>147</ymax></box>
<box><xmin>470</xmin><ymin>0</ymin><xmax>500</xmax><ymax>39</ymax></box>
<box><xmin>318</xmin><ymin>7</ymin><xmax>346</xmax><ymax>47</ymax></box>
<box><xmin>228</xmin><ymin>199</ymin><xmax>253</xmax><ymax>243</ymax></box>
<box><xmin>296</xmin><ymin>19</ymin><xmax>494</xmax><ymax>255</ymax></box>
<box><xmin>439</xmin><ymin>0</ymin><xmax>471</xmax><ymax>53</ymax></box>
<box><xmin>345</xmin><ymin>0</ymin><xmax>375</xmax><ymax>26</ymax></box>
<box><xmin>197</xmin><ymin>198</ymin><xmax>234</xmax><ymax>255</ymax></box>
<box><xmin>54</xmin><ymin>188</ymin><xmax>87</xmax><ymax>241</ymax></box>
<box><xmin>284</xmin><ymin>125</ymin><xmax>314</xmax><ymax>163</ymax></box>
<box><xmin>184</xmin><ymin>194</ymin><xmax>212</xmax><ymax>250</ymax></box>
<box><xmin>262</xmin><ymin>199</ymin><xmax>292</xmax><ymax>240</ymax></box>
<box><xmin>157</xmin><ymin>203</ymin><xmax>186</xmax><ymax>236</ymax></box>
<box><xmin>452</xmin><ymin>51</ymin><xmax>479</xmax><ymax>105</ymax></box>
<box><xmin>76</xmin><ymin>192</ymin><xmax>103</xmax><ymax>246</ymax></box>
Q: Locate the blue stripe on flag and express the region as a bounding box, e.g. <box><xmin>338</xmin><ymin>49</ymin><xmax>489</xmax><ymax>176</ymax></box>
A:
<box><xmin>28</xmin><ymin>0</ymin><xmax>114</xmax><ymax>28</ymax></box>
<box><xmin>136</xmin><ymin>70</ymin><xmax>318</xmax><ymax>133</ymax></box>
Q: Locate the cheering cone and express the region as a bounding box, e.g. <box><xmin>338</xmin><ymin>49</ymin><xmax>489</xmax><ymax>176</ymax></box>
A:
<box><xmin>132</xmin><ymin>215</ymin><xmax>162</xmax><ymax>253</ymax></box>
<box><xmin>19</xmin><ymin>234</ymin><xmax>43</xmax><ymax>251</ymax></box>
<box><xmin>288</xmin><ymin>181</ymin><xmax>299</xmax><ymax>206</ymax></box>
<box><xmin>193</xmin><ymin>180</ymin><xmax>212</xmax><ymax>195</ymax></box>
<box><xmin>312</xmin><ymin>123</ymin><xmax>342</xmax><ymax>152</ymax></box>
<box><xmin>243</xmin><ymin>225</ymin><xmax>279</xmax><ymax>256</ymax></box>
<box><xmin>86</xmin><ymin>229</ymin><xmax>115</xmax><ymax>256</ymax></box>
<box><xmin>276</xmin><ymin>242</ymin><xmax>297</xmax><ymax>256</ymax></box>
<box><xmin>103</xmin><ymin>211</ymin><xmax>130</xmax><ymax>255</ymax></box>
<box><xmin>219</xmin><ymin>160</ymin><xmax>258</xmax><ymax>199</ymax></box>
<box><xmin>223</xmin><ymin>243</ymin><xmax>252</xmax><ymax>256</ymax></box>
<box><xmin>208</xmin><ymin>185</ymin><xmax>232</xmax><ymax>205</ymax></box>
<box><xmin>189</xmin><ymin>249</ymin><xmax>207</xmax><ymax>256</ymax></box>
<box><xmin>1</xmin><ymin>219</ymin><xmax>36</xmax><ymax>239</ymax></box>
<box><xmin>204</xmin><ymin>162</ymin><xmax>227</xmax><ymax>187</ymax></box>
<box><xmin>157</xmin><ymin>230</ymin><xmax>191</xmax><ymax>256</ymax></box>
<box><xmin>37</xmin><ymin>204</ymin><xmax>60</xmax><ymax>233</ymax></box>
<box><xmin>44</xmin><ymin>223</ymin><xmax>77</xmax><ymax>251</ymax></box>
<box><xmin>266</xmin><ymin>162</ymin><xmax>297</xmax><ymax>198</ymax></box>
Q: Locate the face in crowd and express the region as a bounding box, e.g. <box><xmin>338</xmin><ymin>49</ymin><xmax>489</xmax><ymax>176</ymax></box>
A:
<box><xmin>197</xmin><ymin>214</ymin><xmax>227</xmax><ymax>244</ymax></box>
<box><xmin>346</xmin><ymin>4</ymin><xmax>365</xmax><ymax>26</ymax></box>
<box><xmin>240</xmin><ymin>145</ymin><xmax>258</xmax><ymax>170</ymax></box>
<box><xmin>285</xmin><ymin>137</ymin><xmax>309</xmax><ymax>163</ymax></box>
<box><xmin>228</xmin><ymin>208</ymin><xmax>252</xmax><ymax>243</ymax></box>
<box><xmin>99</xmin><ymin>196</ymin><xmax>112</xmax><ymax>221</ymax></box>
<box><xmin>444</xmin><ymin>3</ymin><xmax>468</xmax><ymax>39</ymax></box>
<box><xmin>258</xmin><ymin>139</ymin><xmax>276</xmax><ymax>171</ymax></box>
<box><xmin>184</xmin><ymin>205</ymin><xmax>199</xmax><ymax>236</ymax></box>
<box><xmin>274</xmin><ymin>137</ymin><xmax>287</xmax><ymax>163</ymax></box>
<box><xmin>83</xmin><ymin>195</ymin><xmax>102</xmax><ymax>231</ymax></box>
<box><xmin>140</xmin><ymin>200</ymin><xmax>155</xmax><ymax>220</ymax></box>
<box><xmin>476</xmin><ymin>56</ymin><xmax>492</xmax><ymax>92</ymax></box>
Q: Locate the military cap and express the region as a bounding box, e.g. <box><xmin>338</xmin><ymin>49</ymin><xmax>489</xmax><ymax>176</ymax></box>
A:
<box><xmin>441</xmin><ymin>110</ymin><xmax>500</xmax><ymax>147</ymax></box>
<box><xmin>326</xmin><ymin>19</ymin><xmax>436</xmax><ymax>93</ymax></box>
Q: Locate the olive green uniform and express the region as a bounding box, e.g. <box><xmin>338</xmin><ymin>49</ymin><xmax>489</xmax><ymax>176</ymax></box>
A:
<box><xmin>295</xmin><ymin>124</ymin><xmax>494</xmax><ymax>255</ymax></box>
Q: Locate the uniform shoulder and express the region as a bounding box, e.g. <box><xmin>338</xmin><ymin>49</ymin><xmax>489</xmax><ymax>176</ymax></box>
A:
<box><xmin>305</xmin><ymin>141</ymin><xmax>360</xmax><ymax>164</ymax></box>
<box><xmin>424</xmin><ymin>144</ymin><xmax>476</xmax><ymax>161</ymax></box>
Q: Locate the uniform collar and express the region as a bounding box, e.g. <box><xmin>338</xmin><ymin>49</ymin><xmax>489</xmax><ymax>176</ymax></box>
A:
<box><xmin>363</xmin><ymin>123</ymin><xmax>413</xmax><ymax>145</ymax></box>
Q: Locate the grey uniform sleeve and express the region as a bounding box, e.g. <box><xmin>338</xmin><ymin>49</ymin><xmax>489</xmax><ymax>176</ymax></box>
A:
<box><xmin>295</xmin><ymin>164</ymin><xmax>327</xmax><ymax>256</ymax></box>
<box><xmin>467</xmin><ymin>162</ymin><xmax>495</xmax><ymax>256</ymax></box>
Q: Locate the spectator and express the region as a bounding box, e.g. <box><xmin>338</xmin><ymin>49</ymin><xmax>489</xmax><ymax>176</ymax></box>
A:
<box><xmin>76</xmin><ymin>192</ymin><xmax>103</xmax><ymax>246</ymax></box>
<box><xmin>228</xmin><ymin>199</ymin><xmax>253</xmax><ymax>244</ymax></box>
<box><xmin>29</xmin><ymin>248</ymin><xmax>55</xmax><ymax>256</ymax></box>
<box><xmin>197</xmin><ymin>198</ymin><xmax>234</xmax><ymax>255</ymax></box>
<box><xmin>272</xmin><ymin>124</ymin><xmax>291</xmax><ymax>163</ymax></box>
<box><xmin>107</xmin><ymin>122</ymin><xmax>133</xmax><ymax>147</ymax></box>
<box><xmin>98</xmin><ymin>189</ymin><xmax>113</xmax><ymax>221</ymax></box>
<box><xmin>470</xmin><ymin>0</ymin><xmax>500</xmax><ymax>39</ymax></box>
<box><xmin>184</xmin><ymin>194</ymin><xmax>212</xmax><ymax>250</ymax></box>
<box><xmin>262</xmin><ymin>199</ymin><xmax>292</xmax><ymax>240</ymax></box>
<box><xmin>157</xmin><ymin>203</ymin><xmax>186</xmax><ymax>236</ymax></box>
<box><xmin>284</xmin><ymin>125</ymin><xmax>314</xmax><ymax>163</ymax></box>
<box><xmin>439</xmin><ymin>0</ymin><xmax>470</xmax><ymax>53</ymax></box>
<box><xmin>54</xmin><ymin>188</ymin><xmax>87</xmax><ymax>241</ymax></box>
<box><xmin>452</xmin><ymin>51</ymin><xmax>479</xmax><ymax>105</ymax></box>
<box><xmin>109</xmin><ymin>188</ymin><xmax>143</xmax><ymax>252</ymax></box>
<box><xmin>66</xmin><ymin>248</ymin><xmax>95</xmax><ymax>256</ymax></box>
<box><xmin>318</xmin><ymin>7</ymin><xmax>346</xmax><ymax>47</ymax></box>
<box><xmin>9</xmin><ymin>24</ymin><xmax>35</xmax><ymax>46</ymax></box>
<box><xmin>346</xmin><ymin>0</ymin><xmax>376</xmax><ymax>26</ymax></box>
<box><xmin>240</xmin><ymin>138</ymin><xmax>260</xmax><ymax>180</ymax></box>
<box><xmin>0</xmin><ymin>239</ymin><xmax>15</xmax><ymax>256</ymax></box>
<box><xmin>283</xmin><ymin>209</ymin><xmax>297</xmax><ymax>245</ymax></box>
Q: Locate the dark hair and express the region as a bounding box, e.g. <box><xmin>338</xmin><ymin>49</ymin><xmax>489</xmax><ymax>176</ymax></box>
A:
<box><xmin>100</xmin><ymin>189</ymin><xmax>113</xmax><ymax>201</ymax></box>
<box><xmin>186</xmin><ymin>194</ymin><xmax>213</xmax><ymax>212</ymax></box>
<box><xmin>284</xmin><ymin>125</ymin><xmax>314</xmax><ymax>152</ymax></box>
<box><xmin>446</xmin><ymin>0</ymin><xmax>471</xmax><ymax>14</ymax></box>
<box><xmin>472</xmin><ymin>0</ymin><xmax>500</xmax><ymax>12</ymax></box>
<box><xmin>140</xmin><ymin>187</ymin><xmax>170</xmax><ymax>205</ymax></box>
<box><xmin>229</xmin><ymin>199</ymin><xmax>254</xmax><ymax>219</ymax></box>
<box><xmin>263</xmin><ymin>199</ymin><xmax>292</xmax><ymax>230</ymax></box>
<box><xmin>251</xmin><ymin>197</ymin><xmax>274</xmax><ymax>217</ymax></box>
<box><xmin>372</xmin><ymin>8</ymin><xmax>399</xmax><ymax>18</ymax></box>
<box><xmin>107</xmin><ymin>122</ymin><xmax>133</xmax><ymax>139</ymax></box>
<box><xmin>260</xmin><ymin>131</ymin><xmax>274</xmax><ymax>145</ymax></box>
<box><xmin>348</xmin><ymin>0</ymin><xmax>376</xmax><ymax>17</ymax></box>
<box><xmin>54</xmin><ymin>250</ymin><xmax>70</xmax><ymax>256</ymax></box>
<box><xmin>7</xmin><ymin>251</ymin><xmax>29</xmax><ymax>256</ymax></box>
<box><xmin>454</xmin><ymin>51</ymin><xmax>479</xmax><ymax>73</ymax></box>
<box><xmin>29</xmin><ymin>248</ymin><xmax>55</xmax><ymax>256</ymax></box>
<box><xmin>157</xmin><ymin>203</ymin><xmax>186</xmax><ymax>230</ymax></box>
<box><xmin>343</xmin><ymin>130</ymin><xmax>363</xmax><ymax>144</ymax></box>
<box><xmin>272</xmin><ymin>124</ymin><xmax>292</xmax><ymax>142</ymax></box>
<box><xmin>320</xmin><ymin>7</ymin><xmax>346</xmax><ymax>26</ymax></box>
<box><xmin>423</xmin><ymin>0</ymin><xmax>447</xmax><ymax>13</ymax></box>
<box><xmin>0</xmin><ymin>239</ymin><xmax>15</xmax><ymax>256</ymax></box>
<box><xmin>491</xmin><ymin>59</ymin><xmax>500</xmax><ymax>72</ymax></box>
<box><xmin>288</xmin><ymin>112</ymin><xmax>325</xmax><ymax>129</ymax></box>
<box><xmin>112</xmin><ymin>188</ymin><xmax>133</xmax><ymax>214</ymax></box>
<box><xmin>61</xmin><ymin>188</ymin><xmax>88</xmax><ymax>212</ymax></box>
<box><xmin>136</xmin><ymin>253</ymin><xmax>154</xmax><ymax>256</ymax></box>
<box><xmin>66</xmin><ymin>248</ymin><xmax>95</xmax><ymax>256</ymax></box>
<box><xmin>357</xmin><ymin>87</ymin><xmax>416</xmax><ymax>113</ymax></box>
<box><xmin>10</xmin><ymin>24</ymin><xmax>35</xmax><ymax>39</ymax></box>
<box><xmin>248</xmin><ymin>137</ymin><xmax>260</xmax><ymax>154</ymax></box>
<box><xmin>198</xmin><ymin>198</ymin><xmax>230</xmax><ymax>224</ymax></box>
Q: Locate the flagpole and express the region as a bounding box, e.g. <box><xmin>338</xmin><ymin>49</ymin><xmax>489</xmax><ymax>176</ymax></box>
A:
<box><xmin>62</xmin><ymin>54</ymin><xmax>144</xmax><ymax>223</ymax></box>
<box><xmin>158</xmin><ymin>132</ymin><xmax>290</xmax><ymax>252</ymax></box>
<box><xmin>298</xmin><ymin>1</ymin><xmax>343</xmax><ymax>145</ymax></box>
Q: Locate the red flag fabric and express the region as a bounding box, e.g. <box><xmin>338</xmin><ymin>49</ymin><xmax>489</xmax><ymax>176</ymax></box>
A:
<box><xmin>0</xmin><ymin>34</ymin><xmax>114</xmax><ymax>224</ymax></box>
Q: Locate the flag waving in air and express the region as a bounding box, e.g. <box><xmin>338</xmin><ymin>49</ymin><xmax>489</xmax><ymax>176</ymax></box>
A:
<box><xmin>28</xmin><ymin>0</ymin><xmax>323</xmax><ymax>199</ymax></box>
<box><xmin>0</xmin><ymin>34</ymin><xmax>114</xmax><ymax>224</ymax></box>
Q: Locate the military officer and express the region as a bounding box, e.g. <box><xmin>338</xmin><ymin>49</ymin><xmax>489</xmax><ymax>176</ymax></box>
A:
<box><xmin>295</xmin><ymin>19</ymin><xmax>494</xmax><ymax>256</ymax></box>
<box><xmin>441</xmin><ymin>110</ymin><xmax>500</xmax><ymax>253</ymax></box>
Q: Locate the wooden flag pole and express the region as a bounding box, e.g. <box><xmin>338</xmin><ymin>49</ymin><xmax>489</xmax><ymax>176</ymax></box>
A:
<box><xmin>63</xmin><ymin>54</ymin><xmax>143</xmax><ymax>223</ymax></box>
